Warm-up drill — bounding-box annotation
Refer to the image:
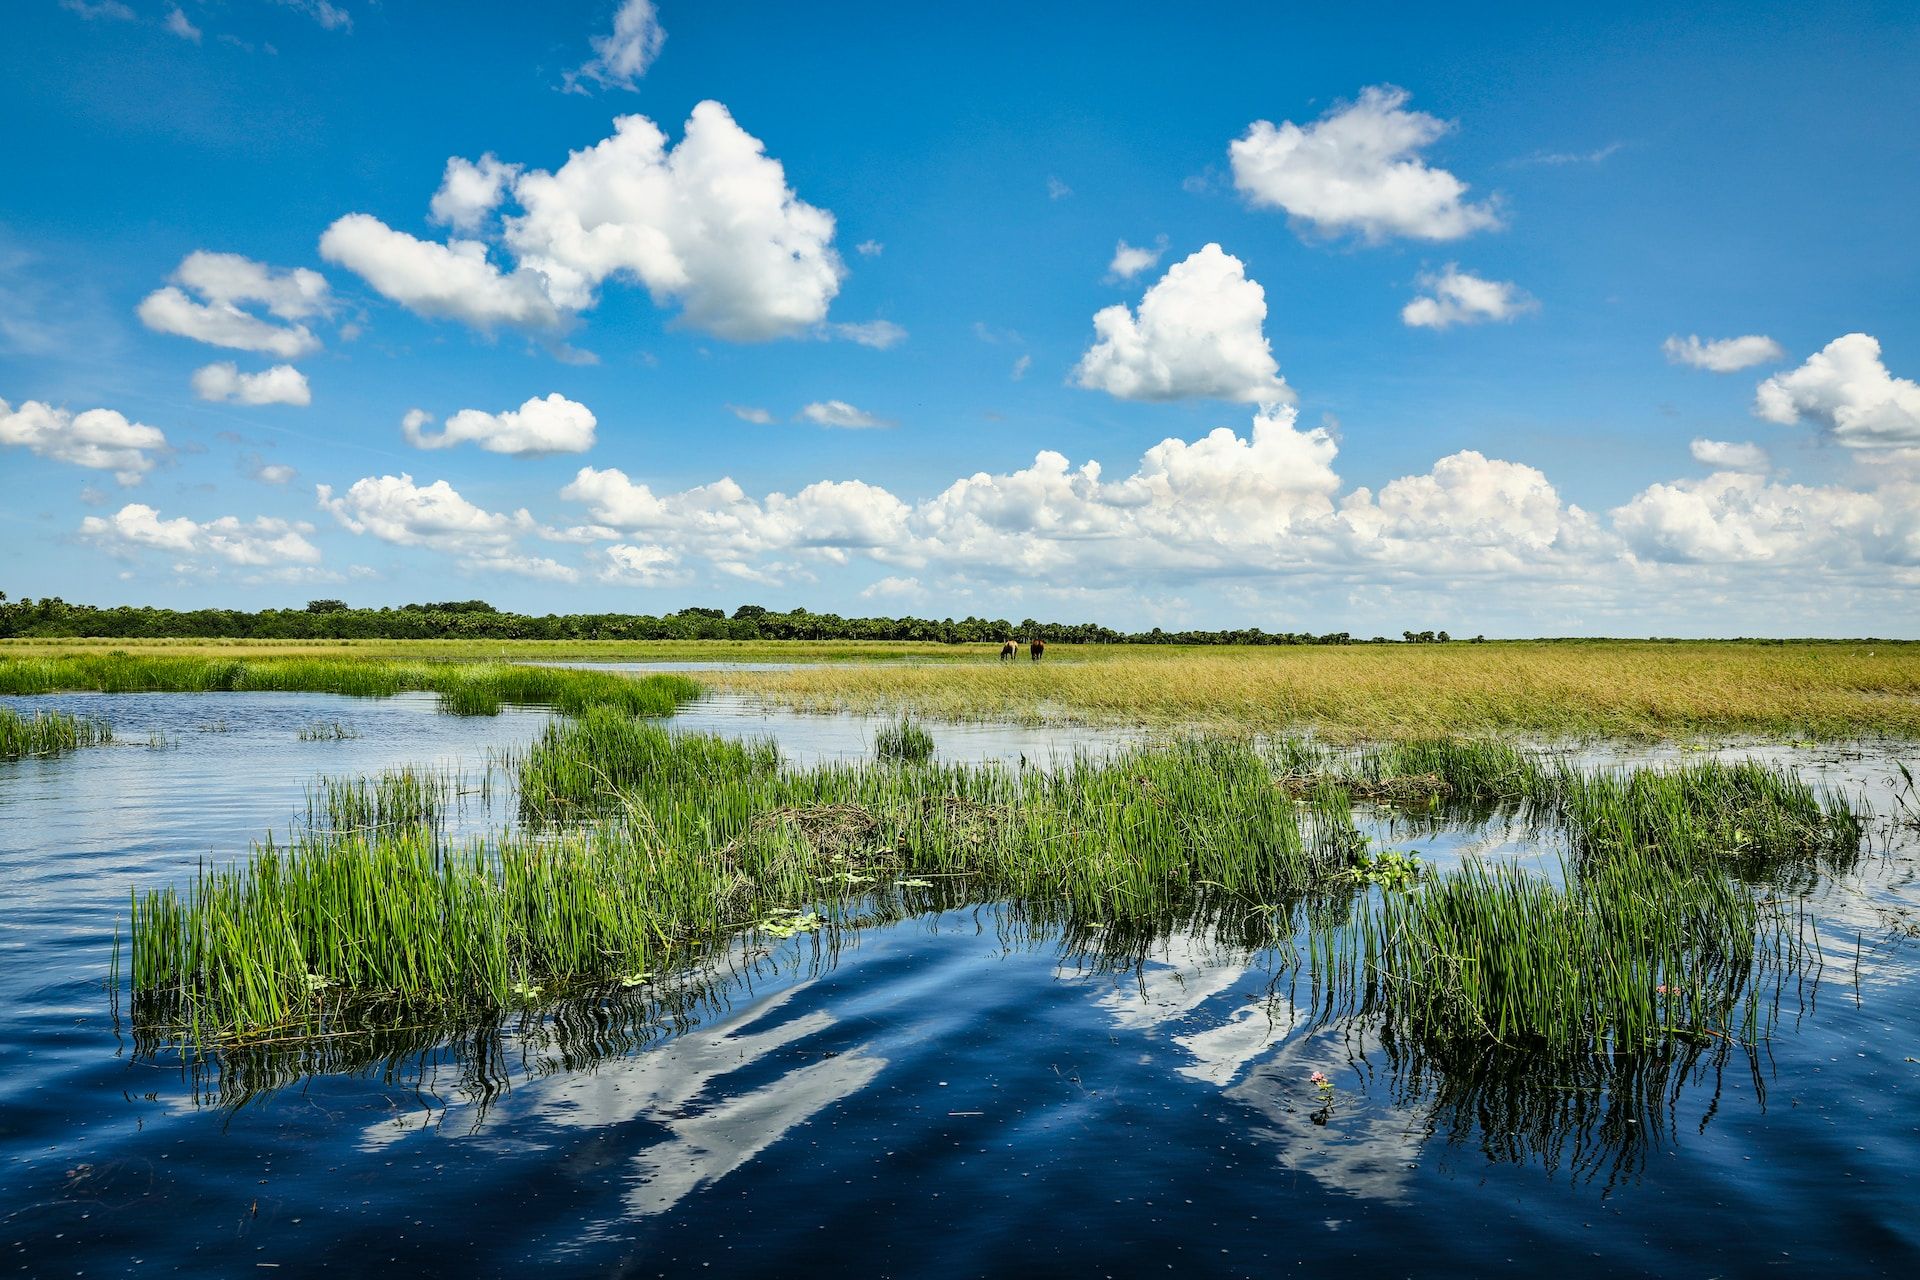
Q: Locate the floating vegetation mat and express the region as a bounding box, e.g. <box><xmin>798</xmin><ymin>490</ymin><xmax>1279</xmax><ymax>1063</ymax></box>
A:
<box><xmin>0</xmin><ymin>705</ymin><xmax>111</xmax><ymax>760</ymax></box>
<box><xmin>124</xmin><ymin>717</ymin><xmax>1869</xmax><ymax>1088</ymax></box>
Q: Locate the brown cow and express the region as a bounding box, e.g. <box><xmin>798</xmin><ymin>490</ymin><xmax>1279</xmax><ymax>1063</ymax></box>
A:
<box><xmin>999</xmin><ymin>639</ymin><xmax>1017</xmax><ymax>662</ymax></box>
<box><xmin>1029</xmin><ymin>638</ymin><xmax>1046</xmax><ymax>662</ymax></box>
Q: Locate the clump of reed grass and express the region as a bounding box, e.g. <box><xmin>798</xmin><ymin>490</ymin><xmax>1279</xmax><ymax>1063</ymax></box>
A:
<box><xmin>305</xmin><ymin>769</ymin><xmax>449</xmax><ymax>837</ymax></box>
<box><xmin>874</xmin><ymin>715</ymin><xmax>935</xmax><ymax>764</ymax></box>
<box><xmin>1554</xmin><ymin>758</ymin><xmax>1863</xmax><ymax>883</ymax></box>
<box><xmin>1319</xmin><ymin>848</ymin><xmax>1800</xmax><ymax>1057</ymax></box>
<box><xmin>132</xmin><ymin>730</ymin><xmax>1347</xmax><ymax>1048</ymax></box>
<box><xmin>0</xmin><ymin>705</ymin><xmax>111</xmax><ymax>759</ymax></box>
<box><xmin>126</xmin><ymin>725</ymin><xmax>1865</xmax><ymax>1067</ymax></box>
<box><xmin>296</xmin><ymin>720</ymin><xmax>360</xmax><ymax>741</ymax></box>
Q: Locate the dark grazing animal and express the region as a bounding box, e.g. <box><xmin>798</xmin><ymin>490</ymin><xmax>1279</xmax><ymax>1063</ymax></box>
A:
<box><xmin>1029</xmin><ymin>639</ymin><xmax>1046</xmax><ymax>662</ymax></box>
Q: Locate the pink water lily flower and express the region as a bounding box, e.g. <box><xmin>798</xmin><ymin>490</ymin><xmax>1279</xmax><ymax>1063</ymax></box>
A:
<box><xmin>1309</xmin><ymin>1070</ymin><xmax>1329</xmax><ymax>1086</ymax></box>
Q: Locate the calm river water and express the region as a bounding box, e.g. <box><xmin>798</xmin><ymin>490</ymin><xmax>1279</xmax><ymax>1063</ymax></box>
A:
<box><xmin>1</xmin><ymin>690</ymin><xmax>1917</xmax><ymax>1276</ymax></box>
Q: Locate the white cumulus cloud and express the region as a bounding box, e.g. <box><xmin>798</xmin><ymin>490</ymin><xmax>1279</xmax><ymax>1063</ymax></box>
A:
<box><xmin>1230</xmin><ymin>85</ymin><xmax>1501</xmax><ymax>243</ymax></box>
<box><xmin>191</xmin><ymin>362</ymin><xmax>311</xmax><ymax>406</ymax></box>
<box><xmin>329</xmin><ymin>104</ymin><xmax>843</xmax><ymax>344</ymax></box>
<box><xmin>1663</xmin><ymin>333</ymin><xmax>1785</xmax><ymax>373</ymax></box>
<box><xmin>568</xmin><ymin>0</ymin><xmax>665</xmax><ymax>92</ymax></box>
<box><xmin>1</xmin><ymin>396</ymin><xmax>167</xmax><ymax>484</ymax></box>
<box><xmin>428</xmin><ymin>154</ymin><xmax>522</xmax><ymax>233</ymax></box>
<box><xmin>137</xmin><ymin>251</ymin><xmax>329</xmax><ymax>357</ymax></box>
<box><xmin>1073</xmin><ymin>244</ymin><xmax>1292</xmax><ymax>404</ymax></box>
<box><xmin>1612</xmin><ymin>471</ymin><xmax>1918</xmax><ymax>565</ymax></box>
<box><xmin>1689</xmin><ymin>439</ymin><xmax>1770</xmax><ymax>472</ymax></box>
<box><xmin>317</xmin><ymin>472</ymin><xmax>577</xmax><ymax>580</ymax></box>
<box><xmin>503</xmin><ymin>102</ymin><xmax>843</xmax><ymax>340</ymax></box>
<box><xmin>318</xmin><ymin>214</ymin><xmax>562</xmax><ymax>330</ymax></box>
<box><xmin>1753</xmin><ymin>333</ymin><xmax>1920</xmax><ymax>449</ymax></box>
<box><xmin>1401</xmin><ymin>265</ymin><xmax>1536</xmax><ymax>329</ymax></box>
<box><xmin>81</xmin><ymin>503</ymin><xmax>320</xmax><ymax>566</ymax></box>
<box><xmin>401</xmin><ymin>393</ymin><xmax>597</xmax><ymax>455</ymax></box>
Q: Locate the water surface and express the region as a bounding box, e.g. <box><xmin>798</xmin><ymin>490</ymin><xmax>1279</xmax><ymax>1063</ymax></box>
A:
<box><xmin>2</xmin><ymin>689</ymin><xmax>1917</xmax><ymax>1275</ymax></box>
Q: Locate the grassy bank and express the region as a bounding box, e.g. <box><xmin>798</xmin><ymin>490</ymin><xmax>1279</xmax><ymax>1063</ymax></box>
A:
<box><xmin>0</xmin><ymin>706</ymin><xmax>112</xmax><ymax>760</ymax></box>
<box><xmin>714</xmin><ymin>640</ymin><xmax>1920</xmax><ymax>740</ymax></box>
<box><xmin>130</xmin><ymin>718</ymin><xmax>1859</xmax><ymax>1060</ymax></box>
<box><xmin>0</xmin><ymin>636</ymin><xmax>957</xmax><ymax>663</ymax></box>
<box><xmin>0</xmin><ymin>653</ymin><xmax>701</xmax><ymax>717</ymax></box>
<box><xmin>11</xmin><ymin>638</ymin><xmax>1917</xmax><ymax>739</ymax></box>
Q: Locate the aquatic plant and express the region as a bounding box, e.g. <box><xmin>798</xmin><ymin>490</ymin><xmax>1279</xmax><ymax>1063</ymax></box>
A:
<box><xmin>131</xmin><ymin>730</ymin><xmax>1348</xmax><ymax>1049</ymax></box>
<box><xmin>874</xmin><ymin>715</ymin><xmax>935</xmax><ymax>764</ymax></box>
<box><xmin>0</xmin><ymin>705</ymin><xmax>111</xmax><ymax>759</ymax></box>
<box><xmin>297</xmin><ymin>720</ymin><xmax>360</xmax><ymax>741</ymax></box>
<box><xmin>0</xmin><ymin>653</ymin><xmax>700</xmax><ymax>718</ymax></box>
<box><xmin>1553</xmin><ymin>758</ymin><xmax>1863</xmax><ymax>884</ymax></box>
<box><xmin>126</xmin><ymin>722</ymin><xmax>1866</xmax><ymax>1072</ymax></box>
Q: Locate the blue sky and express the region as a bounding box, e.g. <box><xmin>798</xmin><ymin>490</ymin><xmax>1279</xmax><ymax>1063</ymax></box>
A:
<box><xmin>3</xmin><ymin>0</ymin><xmax>1917</xmax><ymax>634</ymax></box>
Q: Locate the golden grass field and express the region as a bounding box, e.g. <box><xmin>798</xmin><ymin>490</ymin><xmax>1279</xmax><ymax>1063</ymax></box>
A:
<box><xmin>711</xmin><ymin>640</ymin><xmax>1920</xmax><ymax>741</ymax></box>
<box><xmin>6</xmin><ymin>637</ymin><xmax>1916</xmax><ymax>740</ymax></box>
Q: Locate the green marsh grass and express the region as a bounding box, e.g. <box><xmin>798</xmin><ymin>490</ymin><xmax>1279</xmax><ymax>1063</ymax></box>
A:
<box><xmin>128</xmin><ymin>716</ymin><xmax>1866</xmax><ymax>1065</ymax></box>
<box><xmin>0</xmin><ymin>705</ymin><xmax>111</xmax><ymax>759</ymax></box>
<box><xmin>874</xmin><ymin>715</ymin><xmax>935</xmax><ymax>764</ymax></box>
<box><xmin>0</xmin><ymin>652</ymin><xmax>700</xmax><ymax>718</ymax></box>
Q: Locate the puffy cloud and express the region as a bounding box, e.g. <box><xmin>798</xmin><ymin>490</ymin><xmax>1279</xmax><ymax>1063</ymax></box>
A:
<box><xmin>80</xmin><ymin>503</ymin><xmax>320</xmax><ymax>566</ymax></box>
<box><xmin>545</xmin><ymin>405</ymin><xmax>1920</xmax><ymax>619</ymax></box>
<box><xmin>1689</xmin><ymin>439</ymin><xmax>1769</xmax><ymax>472</ymax></box>
<box><xmin>1400</xmin><ymin>266</ymin><xmax>1535</xmax><ymax>329</ymax></box>
<box><xmin>137</xmin><ymin>251</ymin><xmax>329</xmax><ymax>357</ymax></box>
<box><xmin>828</xmin><ymin>320</ymin><xmax>907</xmax><ymax>349</ymax></box>
<box><xmin>597</xmin><ymin>542</ymin><xmax>684</xmax><ymax>586</ymax></box>
<box><xmin>726</xmin><ymin>404</ymin><xmax>774</xmax><ymax>424</ymax></box>
<box><xmin>1107</xmin><ymin>236</ymin><xmax>1167</xmax><ymax>281</ymax></box>
<box><xmin>429</xmin><ymin>154</ymin><xmax>521</xmax><ymax>233</ymax></box>
<box><xmin>1754</xmin><ymin>333</ymin><xmax>1920</xmax><ymax>449</ymax></box>
<box><xmin>560</xmin><ymin>466</ymin><xmax>910</xmax><ymax>566</ymax></box>
<box><xmin>854</xmin><ymin>240</ymin><xmax>883</xmax><ymax>257</ymax></box>
<box><xmin>800</xmin><ymin>400</ymin><xmax>892</xmax><ymax>429</ymax></box>
<box><xmin>165</xmin><ymin>6</ymin><xmax>201</xmax><ymax>41</ymax></box>
<box><xmin>1230</xmin><ymin>86</ymin><xmax>1501</xmax><ymax>243</ymax></box>
<box><xmin>329</xmin><ymin>104</ymin><xmax>842</xmax><ymax>343</ymax></box>
<box><xmin>1340</xmin><ymin>452</ymin><xmax>1605</xmax><ymax>575</ymax></box>
<box><xmin>1612</xmin><ymin>471</ymin><xmax>1919</xmax><ymax>565</ymax></box>
<box><xmin>319</xmin><ymin>472</ymin><xmax>581</xmax><ymax>580</ymax></box>
<box><xmin>319</xmin><ymin>473</ymin><xmax>522</xmax><ymax>546</ymax></box>
<box><xmin>1073</xmin><ymin>244</ymin><xmax>1292</xmax><ymax>404</ymax></box>
<box><xmin>318</xmin><ymin>214</ymin><xmax>562</xmax><ymax>330</ymax></box>
<box><xmin>191</xmin><ymin>362</ymin><xmax>311</xmax><ymax>406</ymax></box>
<box><xmin>401</xmin><ymin>393</ymin><xmax>596</xmax><ymax>455</ymax></box>
<box><xmin>503</xmin><ymin>103</ymin><xmax>843</xmax><ymax>340</ymax></box>
<box><xmin>0</xmin><ymin>396</ymin><xmax>167</xmax><ymax>484</ymax></box>
<box><xmin>568</xmin><ymin>0</ymin><xmax>665</xmax><ymax>92</ymax></box>
<box><xmin>1662</xmin><ymin>333</ymin><xmax>1785</xmax><ymax>373</ymax></box>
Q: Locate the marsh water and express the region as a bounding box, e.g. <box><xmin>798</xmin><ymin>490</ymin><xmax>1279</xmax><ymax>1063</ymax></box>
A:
<box><xmin>2</xmin><ymin>688</ymin><xmax>1918</xmax><ymax>1275</ymax></box>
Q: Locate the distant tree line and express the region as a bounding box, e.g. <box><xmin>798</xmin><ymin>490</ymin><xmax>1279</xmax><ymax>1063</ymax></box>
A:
<box><xmin>0</xmin><ymin>593</ymin><xmax>1393</xmax><ymax>646</ymax></box>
